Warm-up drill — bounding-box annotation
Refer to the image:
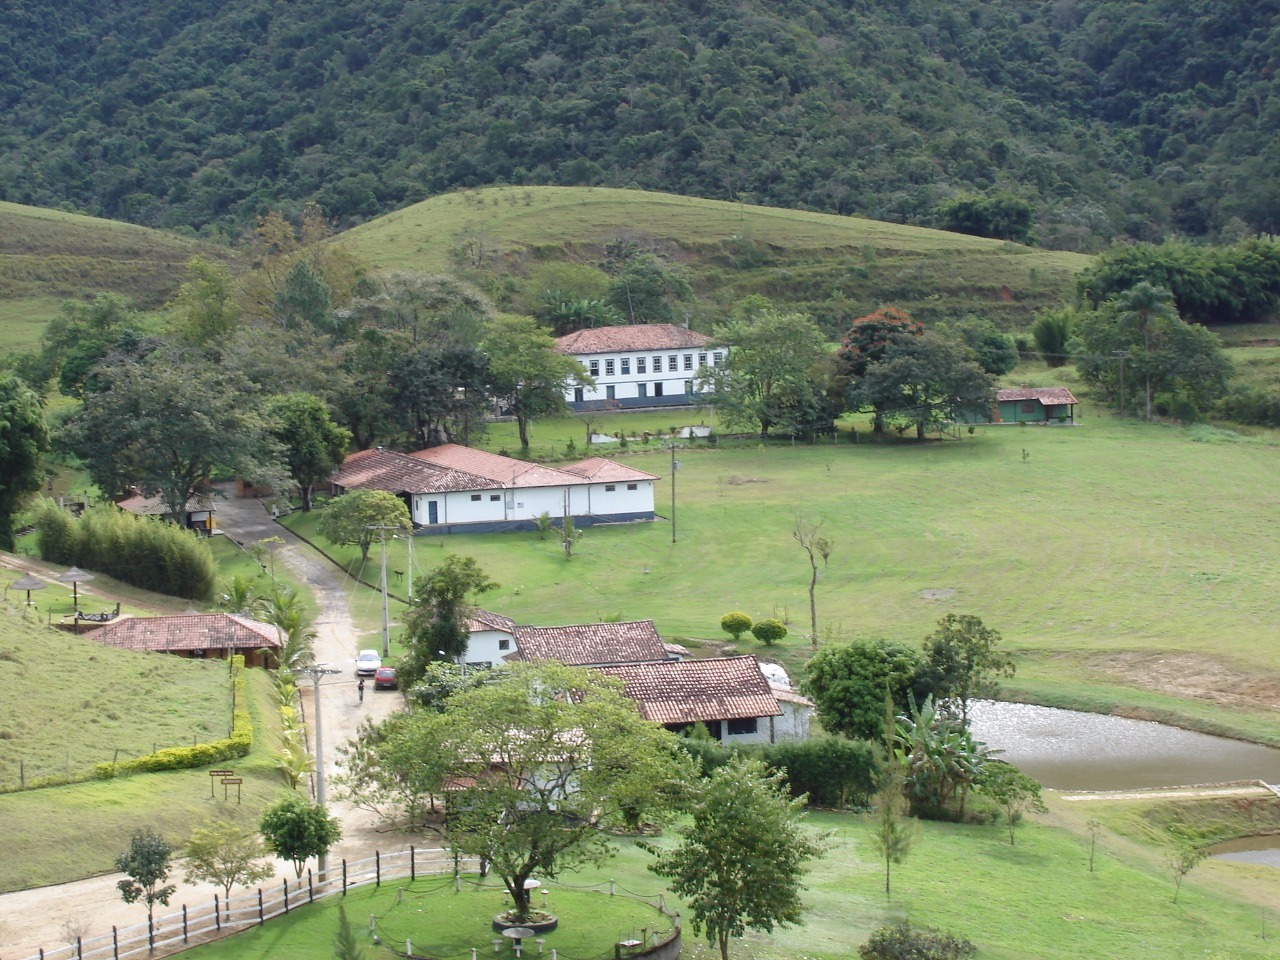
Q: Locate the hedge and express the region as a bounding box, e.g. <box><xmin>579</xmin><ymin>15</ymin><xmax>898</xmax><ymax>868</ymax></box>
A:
<box><xmin>679</xmin><ymin>733</ymin><xmax>880</xmax><ymax>809</ymax></box>
<box><xmin>95</xmin><ymin>656</ymin><xmax>252</xmax><ymax>779</ymax></box>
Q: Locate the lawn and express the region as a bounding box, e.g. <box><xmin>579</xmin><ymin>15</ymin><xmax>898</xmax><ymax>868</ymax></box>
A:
<box><xmin>170</xmin><ymin>803</ymin><xmax>1280</xmax><ymax>960</ymax></box>
<box><xmin>289</xmin><ymin>412</ymin><xmax>1280</xmax><ymax>741</ymax></box>
<box><xmin>0</xmin><ymin>666</ymin><xmax>285</xmax><ymax>892</ymax></box>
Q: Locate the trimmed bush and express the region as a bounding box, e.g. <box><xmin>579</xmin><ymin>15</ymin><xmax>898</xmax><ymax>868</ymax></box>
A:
<box><xmin>95</xmin><ymin>657</ymin><xmax>252</xmax><ymax>779</ymax></box>
<box><xmin>30</xmin><ymin>500</ymin><xmax>216</xmax><ymax>601</ymax></box>
<box><xmin>679</xmin><ymin>734</ymin><xmax>879</xmax><ymax>809</ymax></box>
<box><xmin>860</xmin><ymin>920</ymin><xmax>976</xmax><ymax>960</ymax></box>
<box><xmin>751</xmin><ymin>617</ymin><xmax>787</xmax><ymax>645</ymax></box>
<box><xmin>719</xmin><ymin>611</ymin><xmax>753</xmax><ymax>642</ymax></box>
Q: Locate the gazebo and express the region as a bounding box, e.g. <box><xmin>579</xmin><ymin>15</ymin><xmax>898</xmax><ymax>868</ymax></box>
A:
<box><xmin>7</xmin><ymin>574</ymin><xmax>47</xmax><ymax>607</ymax></box>
<box><xmin>55</xmin><ymin>566</ymin><xmax>95</xmax><ymax>611</ymax></box>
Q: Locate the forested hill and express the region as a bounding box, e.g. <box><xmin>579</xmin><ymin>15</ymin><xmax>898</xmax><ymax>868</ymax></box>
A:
<box><xmin>2</xmin><ymin>0</ymin><xmax>1278</xmax><ymax>248</ymax></box>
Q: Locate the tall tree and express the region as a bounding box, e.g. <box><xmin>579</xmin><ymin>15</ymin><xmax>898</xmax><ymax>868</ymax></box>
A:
<box><xmin>167</xmin><ymin>258</ymin><xmax>241</xmax><ymax>345</ymax></box>
<box><xmin>401</xmin><ymin>554</ymin><xmax>498</xmax><ymax>688</ymax></box>
<box><xmin>700</xmin><ymin>308</ymin><xmax>829</xmax><ymax>439</ymax></box>
<box><xmin>316</xmin><ymin>489</ymin><xmax>412</xmax><ymax>565</ymax></box>
<box><xmin>919</xmin><ymin>613</ymin><xmax>1014</xmax><ymax>726</ymax></box>
<box><xmin>62</xmin><ymin>350</ymin><xmax>287</xmax><ymax>526</ymax></box>
<box><xmin>0</xmin><ymin>373</ymin><xmax>48</xmax><ymax>551</ymax></box>
<box><xmin>394</xmin><ymin>661</ymin><xmax>693</xmax><ymax>919</ymax></box>
<box><xmin>258</xmin><ymin>795</ymin><xmax>342</xmax><ymax>879</ymax></box>
<box><xmin>649</xmin><ymin>755</ymin><xmax>827</xmax><ymax>960</ymax></box>
<box><xmin>115</xmin><ymin>829</ymin><xmax>177</xmax><ymax>927</ymax></box>
<box><xmin>847</xmin><ymin>332</ymin><xmax>995</xmax><ymax>440</ymax></box>
<box><xmin>387</xmin><ymin>344</ymin><xmax>491</xmax><ymax>447</ymax></box>
<box><xmin>869</xmin><ymin>696</ymin><xmax>916</xmax><ymax>899</ymax></box>
<box><xmin>264</xmin><ymin>393</ymin><xmax>351</xmax><ymax>511</ymax></box>
<box><xmin>837</xmin><ymin>308</ymin><xmax>924</xmax><ymax>433</ymax></box>
<box><xmin>483</xmin><ymin>315</ymin><xmax>591</xmax><ymax>450</ymax></box>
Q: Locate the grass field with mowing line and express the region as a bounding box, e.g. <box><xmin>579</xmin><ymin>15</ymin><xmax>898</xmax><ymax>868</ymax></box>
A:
<box><xmin>288</xmin><ymin>411</ymin><xmax>1280</xmax><ymax>741</ymax></box>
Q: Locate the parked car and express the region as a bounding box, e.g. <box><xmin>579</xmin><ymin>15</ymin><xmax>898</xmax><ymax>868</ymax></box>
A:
<box><xmin>355</xmin><ymin>650</ymin><xmax>381</xmax><ymax>676</ymax></box>
<box><xmin>373</xmin><ymin>666</ymin><xmax>398</xmax><ymax>690</ymax></box>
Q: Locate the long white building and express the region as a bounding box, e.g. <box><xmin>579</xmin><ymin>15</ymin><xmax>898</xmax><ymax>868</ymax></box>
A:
<box><xmin>329</xmin><ymin>444</ymin><xmax>658</xmax><ymax>534</ymax></box>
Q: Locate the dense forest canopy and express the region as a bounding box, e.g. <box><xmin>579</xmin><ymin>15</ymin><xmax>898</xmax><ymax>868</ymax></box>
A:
<box><xmin>1</xmin><ymin>0</ymin><xmax>1278</xmax><ymax>247</ymax></box>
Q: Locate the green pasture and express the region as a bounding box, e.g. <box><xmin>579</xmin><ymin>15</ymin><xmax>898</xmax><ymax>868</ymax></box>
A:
<box><xmin>0</xmin><ymin>666</ymin><xmax>285</xmax><ymax>892</ymax></box>
<box><xmin>175</xmin><ymin>804</ymin><xmax>1280</xmax><ymax>960</ymax></box>
<box><xmin>290</xmin><ymin>413</ymin><xmax>1280</xmax><ymax>739</ymax></box>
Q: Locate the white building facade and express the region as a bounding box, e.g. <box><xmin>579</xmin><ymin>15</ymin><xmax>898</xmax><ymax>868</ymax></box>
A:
<box><xmin>555</xmin><ymin>324</ymin><xmax>725</xmax><ymax>410</ymax></box>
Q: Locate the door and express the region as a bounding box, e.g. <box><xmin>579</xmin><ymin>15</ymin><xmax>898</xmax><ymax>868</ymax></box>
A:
<box><xmin>427</xmin><ymin>500</ymin><xmax>439</xmax><ymax>524</ymax></box>
<box><xmin>654</xmin><ymin>382</ymin><xmax>663</xmax><ymax>397</ymax></box>
<box><xmin>638</xmin><ymin>383</ymin><xmax>648</xmax><ymax>398</ymax></box>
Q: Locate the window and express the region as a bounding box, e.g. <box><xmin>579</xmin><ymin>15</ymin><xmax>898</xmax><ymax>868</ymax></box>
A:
<box><xmin>698</xmin><ymin>353</ymin><xmax>708</xmax><ymax>366</ymax></box>
<box><xmin>627</xmin><ymin>483</ymin><xmax>638</xmax><ymax>490</ymax></box>
<box><xmin>489</xmin><ymin>494</ymin><xmax>500</xmax><ymax>501</ymax></box>
<box><xmin>620</xmin><ymin>358</ymin><xmax>630</xmax><ymax>375</ymax></box>
<box><xmin>470</xmin><ymin>494</ymin><xmax>482</xmax><ymax>501</ymax></box>
<box><xmin>727</xmin><ymin>717</ymin><xmax>758</xmax><ymax>736</ymax></box>
<box><xmin>683</xmin><ymin>354</ymin><xmax>693</xmax><ymax>370</ymax></box>
<box><xmin>589</xmin><ymin>360</ymin><xmax>599</xmax><ymax>376</ymax></box>
<box><xmin>605</xmin><ymin>359</ymin><xmax>615</xmax><ymax>376</ymax></box>
<box><xmin>1021</xmin><ymin>401</ymin><xmax>1038</xmax><ymax>414</ymax></box>
<box><xmin>637</xmin><ymin>357</ymin><xmax>647</xmax><ymax>374</ymax></box>
<box><xmin>605</xmin><ymin>484</ymin><xmax>616</xmax><ymax>491</ymax></box>
<box><xmin>669</xmin><ymin>354</ymin><xmax>678</xmax><ymax>369</ymax></box>
<box><xmin>713</xmin><ymin>351</ymin><xmax>725</xmax><ymax>363</ymax></box>
<box><xmin>652</xmin><ymin>356</ymin><xmax>662</xmax><ymax>373</ymax></box>
<box><xmin>498</xmin><ymin>637</ymin><xmax>510</xmax><ymax>651</ymax></box>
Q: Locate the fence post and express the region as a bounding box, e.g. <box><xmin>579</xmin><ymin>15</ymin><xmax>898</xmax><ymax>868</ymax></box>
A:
<box><xmin>410</xmin><ymin>844</ymin><xmax>416</xmax><ymax>881</ymax></box>
<box><xmin>183</xmin><ymin>904</ymin><xmax>189</xmax><ymax>942</ymax></box>
<box><xmin>342</xmin><ymin>859</ymin><xmax>348</xmax><ymax>895</ymax></box>
<box><xmin>148</xmin><ymin>914</ymin><xmax>154</xmax><ymax>950</ymax></box>
<box><xmin>76</xmin><ymin>936</ymin><xmax>82</xmax><ymax>960</ymax></box>
<box><xmin>376</xmin><ymin>850</ymin><xmax>381</xmax><ymax>887</ymax></box>
<box><xmin>258</xmin><ymin>888</ymin><xmax>264</xmax><ymax>925</ymax></box>
<box><xmin>308</xmin><ymin>868</ymin><xmax>314</xmax><ymax>903</ymax></box>
<box><xmin>215</xmin><ymin>894</ymin><xmax>221</xmax><ymax>931</ymax></box>
<box><xmin>113</xmin><ymin>925</ymin><xmax>119</xmax><ymax>960</ymax></box>
<box><xmin>283</xmin><ymin>878</ymin><xmax>290</xmax><ymax>914</ymax></box>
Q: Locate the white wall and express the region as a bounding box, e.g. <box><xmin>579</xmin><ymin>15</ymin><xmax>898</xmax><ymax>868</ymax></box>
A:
<box><xmin>465</xmin><ymin>628</ymin><xmax>516</xmax><ymax>667</ymax></box>
<box><xmin>413</xmin><ymin>481</ymin><xmax>649</xmax><ymax>527</ymax></box>
<box><xmin>582</xmin><ymin>480</ymin><xmax>655</xmax><ymax>516</ymax></box>
<box><xmin>567</xmin><ymin>348</ymin><xmax>725</xmax><ymax>402</ymax></box>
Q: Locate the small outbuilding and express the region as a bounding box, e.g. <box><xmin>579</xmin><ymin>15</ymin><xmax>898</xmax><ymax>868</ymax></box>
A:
<box><xmin>115</xmin><ymin>491</ymin><xmax>217</xmax><ymax>535</ymax></box>
<box><xmin>964</xmin><ymin>387</ymin><xmax>1078</xmax><ymax>424</ymax></box>
<box><xmin>84</xmin><ymin>614</ymin><xmax>281</xmax><ymax>668</ymax></box>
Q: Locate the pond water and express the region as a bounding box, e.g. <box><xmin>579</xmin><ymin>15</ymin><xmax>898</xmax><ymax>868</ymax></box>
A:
<box><xmin>967</xmin><ymin>701</ymin><xmax>1280</xmax><ymax>792</ymax></box>
<box><xmin>1209</xmin><ymin>835</ymin><xmax>1280</xmax><ymax>868</ymax></box>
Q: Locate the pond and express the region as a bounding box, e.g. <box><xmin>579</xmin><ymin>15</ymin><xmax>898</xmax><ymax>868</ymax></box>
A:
<box><xmin>967</xmin><ymin>701</ymin><xmax>1280</xmax><ymax>792</ymax></box>
<box><xmin>1208</xmin><ymin>835</ymin><xmax>1280</xmax><ymax>867</ymax></box>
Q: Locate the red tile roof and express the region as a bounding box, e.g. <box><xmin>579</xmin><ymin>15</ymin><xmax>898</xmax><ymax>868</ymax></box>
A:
<box><xmin>595</xmin><ymin>656</ymin><xmax>783</xmax><ymax>725</ymax></box>
<box><xmin>996</xmin><ymin>387</ymin><xmax>1078</xmax><ymax>405</ymax></box>
<box><xmin>555</xmin><ymin>324</ymin><xmax>714</xmax><ymax>356</ymax></box>
<box><xmin>512</xmin><ymin>620</ymin><xmax>669</xmax><ymax>666</ymax></box>
<box><xmin>85</xmin><ymin>614</ymin><xmax>281</xmax><ymax>653</ymax></box>
<box><xmin>116</xmin><ymin>492</ymin><xmax>216</xmax><ymax>516</ymax></box>
<box><xmin>409</xmin><ymin>444</ymin><xmax>586</xmax><ymax>488</ymax></box>
<box><xmin>331</xmin><ymin>447</ymin><xmax>494</xmax><ymax>495</ymax></box>
<box><xmin>467</xmin><ymin>608</ymin><xmax>517</xmax><ymax>633</ymax></box>
<box><xmin>561</xmin><ymin>457</ymin><xmax>660</xmax><ymax>483</ymax></box>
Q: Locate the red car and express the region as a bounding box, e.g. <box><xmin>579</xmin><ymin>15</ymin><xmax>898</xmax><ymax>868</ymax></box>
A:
<box><xmin>373</xmin><ymin>666</ymin><xmax>398</xmax><ymax>690</ymax></box>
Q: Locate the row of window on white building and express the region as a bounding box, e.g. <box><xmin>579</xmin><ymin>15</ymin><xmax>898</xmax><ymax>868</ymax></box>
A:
<box><xmin>588</xmin><ymin>351</ymin><xmax>725</xmax><ymax>378</ymax></box>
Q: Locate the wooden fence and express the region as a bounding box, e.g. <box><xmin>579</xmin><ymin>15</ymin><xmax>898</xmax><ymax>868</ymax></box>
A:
<box><xmin>20</xmin><ymin>846</ymin><xmax>474</xmax><ymax>960</ymax></box>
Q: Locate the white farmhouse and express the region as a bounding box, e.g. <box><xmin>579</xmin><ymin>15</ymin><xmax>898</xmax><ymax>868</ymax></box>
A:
<box><xmin>555</xmin><ymin>324</ymin><xmax>725</xmax><ymax>410</ymax></box>
<box><xmin>329</xmin><ymin>444</ymin><xmax>658</xmax><ymax>533</ymax></box>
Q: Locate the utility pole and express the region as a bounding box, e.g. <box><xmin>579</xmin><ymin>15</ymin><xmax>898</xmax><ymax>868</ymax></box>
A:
<box><xmin>667</xmin><ymin>442</ymin><xmax>682</xmax><ymax>544</ymax></box>
<box><xmin>367</xmin><ymin>525</ymin><xmax>398</xmax><ymax>658</ymax></box>
<box><xmin>297</xmin><ymin>662</ymin><xmax>341</xmax><ymax>880</ymax></box>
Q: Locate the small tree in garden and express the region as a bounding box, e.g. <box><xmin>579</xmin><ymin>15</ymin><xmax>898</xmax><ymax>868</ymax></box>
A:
<box><xmin>792</xmin><ymin>514</ymin><xmax>834</xmax><ymax>644</ymax></box>
<box><xmin>258</xmin><ymin>795</ymin><xmax>342</xmax><ymax>879</ymax></box>
<box><xmin>977</xmin><ymin>762</ymin><xmax>1046</xmax><ymax>845</ymax></box>
<box><xmin>316</xmin><ymin>489</ymin><xmax>412</xmax><ymax>564</ymax></box>
<box><xmin>869</xmin><ymin>696</ymin><xmax>917</xmax><ymax>899</ymax></box>
<box><xmin>184</xmin><ymin>819</ymin><xmax>275</xmax><ymax>900</ymax></box>
<box><xmin>751</xmin><ymin>618</ymin><xmax>787</xmax><ymax>646</ymax></box>
<box><xmin>649</xmin><ymin>756</ymin><xmax>828</xmax><ymax>960</ymax></box>
<box><xmin>720</xmin><ymin>611</ymin><xmax>753</xmax><ymax>642</ymax></box>
<box><xmin>895</xmin><ymin>696</ymin><xmax>987</xmax><ymax>819</ymax></box>
<box><xmin>115</xmin><ymin>829</ymin><xmax>177</xmax><ymax>926</ymax></box>
<box><xmin>1165</xmin><ymin>841</ymin><xmax>1206</xmax><ymax>903</ymax></box>
<box><xmin>860</xmin><ymin>920</ymin><xmax>976</xmax><ymax>960</ymax></box>
<box><xmin>335</xmin><ymin>905</ymin><xmax>367</xmax><ymax>960</ymax></box>
<box><xmin>919</xmin><ymin>613</ymin><xmax>1014</xmax><ymax>725</ymax></box>
<box><xmin>1087</xmin><ymin>818</ymin><xmax>1103</xmax><ymax>873</ymax></box>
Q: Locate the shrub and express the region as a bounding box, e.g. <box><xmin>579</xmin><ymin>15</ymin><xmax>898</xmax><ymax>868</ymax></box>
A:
<box><xmin>30</xmin><ymin>502</ymin><xmax>216</xmax><ymax>601</ymax></box>
<box><xmin>860</xmin><ymin>920</ymin><xmax>976</xmax><ymax>960</ymax></box>
<box><xmin>751</xmin><ymin>617</ymin><xmax>787</xmax><ymax>645</ymax></box>
<box><xmin>766</xmin><ymin>736</ymin><xmax>879</xmax><ymax>808</ymax></box>
<box><xmin>719</xmin><ymin>611</ymin><xmax>753</xmax><ymax>642</ymax></box>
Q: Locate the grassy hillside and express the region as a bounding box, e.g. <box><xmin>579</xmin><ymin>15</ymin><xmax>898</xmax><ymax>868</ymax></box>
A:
<box><xmin>345</xmin><ymin>186</ymin><xmax>1090</xmax><ymax>328</ymax></box>
<box><xmin>0</xmin><ymin>200</ymin><xmax>227</xmax><ymax>352</ymax></box>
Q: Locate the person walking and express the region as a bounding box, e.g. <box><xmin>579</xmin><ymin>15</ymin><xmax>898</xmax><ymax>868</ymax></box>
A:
<box><xmin>357</xmin><ymin>677</ymin><xmax>365</xmax><ymax>703</ymax></box>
